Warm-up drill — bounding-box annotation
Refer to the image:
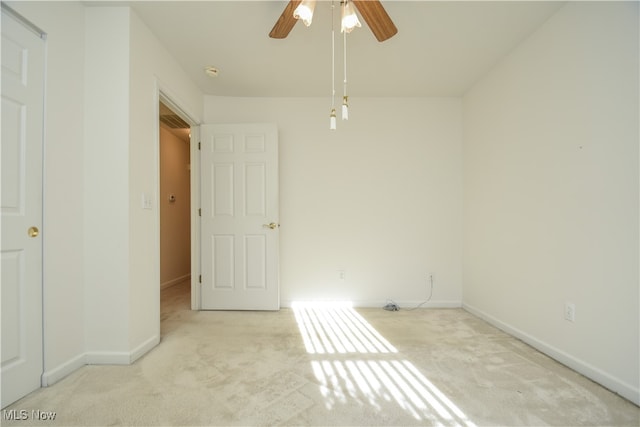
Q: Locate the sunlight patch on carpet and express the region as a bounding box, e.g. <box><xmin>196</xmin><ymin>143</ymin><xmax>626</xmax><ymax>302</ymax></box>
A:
<box><xmin>292</xmin><ymin>302</ymin><xmax>476</xmax><ymax>426</ymax></box>
<box><xmin>292</xmin><ymin>301</ymin><xmax>396</xmax><ymax>354</ymax></box>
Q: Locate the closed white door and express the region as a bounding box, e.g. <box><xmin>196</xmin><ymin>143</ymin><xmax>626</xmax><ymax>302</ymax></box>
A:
<box><xmin>200</xmin><ymin>124</ymin><xmax>279</xmax><ymax>310</ymax></box>
<box><xmin>1</xmin><ymin>7</ymin><xmax>45</xmax><ymax>408</ymax></box>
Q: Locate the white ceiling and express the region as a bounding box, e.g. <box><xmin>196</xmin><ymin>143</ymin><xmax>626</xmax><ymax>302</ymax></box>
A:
<box><xmin>130</xmin><ymin>1</ymin><xmax>565</xmax><ymax>98</ymax></box>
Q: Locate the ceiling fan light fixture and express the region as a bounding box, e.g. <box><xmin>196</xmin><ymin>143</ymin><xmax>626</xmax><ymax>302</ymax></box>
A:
<box><xmin>294</xmin><ymin>0</ymin><xmax>316</xmax><ymax>27</ymax></box>
<box><xmin>341</xmin><ymin>0</ymin><xmax>361</xmax><ymax>33</ymax></box>
<box><xmin>329</xmin><ymin>108</ymin><xmax>337</xmax><ymax>130</ymax></box>
<box><xmin>342</xmin><ymin>96</ymin><xmax>349</xmax><ymax>120</ymax></box>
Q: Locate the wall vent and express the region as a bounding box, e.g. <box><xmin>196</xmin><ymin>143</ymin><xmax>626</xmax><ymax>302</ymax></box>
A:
<box><xmin>159</xmin><ymin>101</ymin><xmax>189</xmax><ymax>129</ymax></box>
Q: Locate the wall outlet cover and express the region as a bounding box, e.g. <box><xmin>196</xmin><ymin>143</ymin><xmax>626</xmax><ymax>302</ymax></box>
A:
<box><xmin>564</xmin><ymin>302</ymin><xmax>576</xmax><ymax>322</ymax></box>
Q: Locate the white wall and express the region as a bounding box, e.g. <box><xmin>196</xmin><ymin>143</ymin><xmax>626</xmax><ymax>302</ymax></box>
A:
<box><xmin>5</xmin><ymin>2</ymin><xmax>204</xmax><ymax>383</ymax></box>
<box><xmin>204</xmin><ymin>97</ymin><xmax>463</xmax><ymax>307</ymax></box>
<box><xmin>83</xmin><ymin>6</ymin><xmax>132</xmax><ymax>358</ymax></box>
<box><xmin>462</xmin><ymin>1</ymin><xmax>639</xmax><ymax>404</ymax></box>
<box><xmin>82</xmin><ymin>5</ymin><xmax>205</xmax><ymax>360</ymax></box>
<box><xmin>6</xmin><ymin>1</ymin><xmax>87</xmax><ymax>383</ymax></box>
<box><xmin>83</xmin><ymin>6</ymin><xmax>205</xmax><ymax>358</ymax></box>
<box><xmin>128</xmin><ymin>10</ymin><xmax>202</xmax><ymax>352</ymax></box>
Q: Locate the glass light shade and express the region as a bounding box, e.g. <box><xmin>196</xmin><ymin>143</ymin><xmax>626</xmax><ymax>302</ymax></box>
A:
<box><xmin>342</xmin><ymin>96</ymin><xmax>349</xmax><ymax>120</ymax></box>
<box><xmin>294</xmin><ymin>0</ymin><xmax>316</xmax><ymax>27</ymax></box>
<box><xmin>330</xmin><ymin>109</ymin><xmax>337</xmax><ymax>130</ymax></box>
<box><xmin>341</xmin><ymin>1</ymin><xmax>361</xmax><ymax>33</ymax></box>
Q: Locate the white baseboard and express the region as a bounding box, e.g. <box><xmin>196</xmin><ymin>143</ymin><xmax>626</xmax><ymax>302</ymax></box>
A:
<box><xmin>161</xmin><ymin>274</ymin><xmax>191</xmax><ymax>290</ymax></box>
<box><xmin>41</xmin><ymin>351</ymin><xmax>130</xmax><ymax>386</ymax></box>
<box><xmin>463</xmin><ymin>302</ymin><xmax>640</xmax><ymax>406</ymax></box>
<box><xmin>41</xmin><ymin>353</ymin><xmax>86</xmax><ymax>387</ymax></box>
<box><xmin>280</xmin><ymin>299</ymin><xmax>462</xmax><ymax>309</ymax></box>
<box><xmin>130</xmin><ymin>334</ymin><xmax>160</xmax><ymax>363</ymax></box>
<box><xmin>41</xmin><ymin>334</ymin><xmax>160</xmax><ymax>387</ymax></box>
<box><xmin>84</xmin><ymin>351</ymin><xmax>131</xmax><ymax>365</ymax></box>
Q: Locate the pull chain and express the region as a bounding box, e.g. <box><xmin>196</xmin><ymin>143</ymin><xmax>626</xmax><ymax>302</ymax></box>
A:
<box><xmin>342</xmin><ymin>25</ymin><xmax>349</xmax><ymax>120</ymax></box>
<box><xmin>329</xmin><ymin>0</ymin><xmax>337</xmax><ymax>130</ymax></box>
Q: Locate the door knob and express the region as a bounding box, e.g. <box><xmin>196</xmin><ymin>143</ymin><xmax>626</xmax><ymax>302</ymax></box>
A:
<box><xmin>28</xmin><ymin>226</ymin><xmax>39</xmax><ymax>238</ymax></box>
<box><xmin>262</xmin><ymin>222</ymin><xmax>278</xmax><ymax>230</ymax></box>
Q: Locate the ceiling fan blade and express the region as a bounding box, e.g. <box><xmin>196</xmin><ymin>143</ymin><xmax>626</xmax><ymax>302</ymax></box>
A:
<box><xmin>352</xmin><ymin>0</ymin><xmax>398</xmax><ymax>42</ymax></box>
<box><xmin>269</xmin><ymin>0</ymin><xmax>302</xmax><ymax>39</ymax></box>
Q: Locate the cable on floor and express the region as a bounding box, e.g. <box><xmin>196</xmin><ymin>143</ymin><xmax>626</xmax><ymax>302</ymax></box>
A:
<box><xmin>383</xmin><ymin>274</ymin><xmax>434</xmax><ymax>311</ymax></box>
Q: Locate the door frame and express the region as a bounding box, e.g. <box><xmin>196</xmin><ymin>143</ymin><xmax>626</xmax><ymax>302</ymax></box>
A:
<box><xmin>189</xmin><ymin>124</ymin><xmax>200</xmax><ymax>310</ymax></box>
<box><xmin>154</xmin><ymin>85</ymin><xmax>200</xmax><ymax>311</ymax></box>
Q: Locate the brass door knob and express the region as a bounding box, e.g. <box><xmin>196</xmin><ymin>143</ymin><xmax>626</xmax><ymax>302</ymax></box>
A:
<box><xmin>28</xmin><ymin>226</ymin><xmax>39</xmax><ymax>238</ymax></box>
<box><xmin>262</xmin><ymin>222</ymin><xmax>278</xmax><ymax>230</ymax></box>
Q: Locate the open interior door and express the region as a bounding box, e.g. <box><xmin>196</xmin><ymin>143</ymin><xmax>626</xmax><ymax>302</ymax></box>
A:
<box><xmin>199</xmin><ymin>124</ymin><xmax>279</xmax><ymax>310</ymax></box>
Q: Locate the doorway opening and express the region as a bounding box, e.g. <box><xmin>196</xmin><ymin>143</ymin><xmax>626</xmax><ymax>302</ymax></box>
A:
<box><xmin>159</xmin><ymin>100</ymin><xmax>192</xmax><ymax>325</ymax></box>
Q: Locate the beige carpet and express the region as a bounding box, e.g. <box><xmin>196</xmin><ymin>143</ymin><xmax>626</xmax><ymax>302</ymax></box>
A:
<box><xmin>3</xmin><ymin>280</ymin><xmax>638</xmax><ymax>426</ymax></box>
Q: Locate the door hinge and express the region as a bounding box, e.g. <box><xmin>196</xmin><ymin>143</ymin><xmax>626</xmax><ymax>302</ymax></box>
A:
<box><xmin>198</xmin><ymin>142</ymin><xmax>201</xmax><ymax>150</ymax></box>
<box><xmin>198</xmin><ymin>208</ymin><xmax>201</xmax><ymax>217</ymax></box>
<box><xmin>199</xmin><ymin>275</ymin><xmax>202</xmax><ymax>283</ymax></box>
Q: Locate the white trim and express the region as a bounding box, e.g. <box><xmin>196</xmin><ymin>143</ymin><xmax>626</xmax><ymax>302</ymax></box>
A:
<box><xmin>1</xmin><ymin>3</ymin><xmax>46</xmax><ymax>38</ymax></box>
<box><xmin>463</xmin><ymin>302</ymin><xmax>640</xmax><ymax>406</ymax></box>
<box><xmin>158</xmin><ymin>91</ymin><xmax>198</xmax><ymax>128</ymax></box>
<box><xmin>129</xmin><ymin>334</ymin><xmax>160</xmax><ymax>363</ymax></box>
<box><xmin>189</xmin><ymin>125</ymin><xmax>201</xmax><ymax>311</ymax></box>
<box><xmin>41</xmin><ymin>335</ymin><xmax>159</xmax><ymax>386</ymax></box>
<box><xmin>41</xmin><ymin>353</ymin><xmax>85</xmax><ymax>387</ymax></box>
<box><xmin>154</xmin><ymin>81</ymin><xmax>201</xmax><ymax>311</ymax></box>
<box><xmin>84</xmin><ymin>352</ymin><xmax>131</xmax><ymax>365</ymax></box>
<box><xmin>161</xmin><ymin>274</ymin><xmax>191</xmax><ymax>290</ymax></box>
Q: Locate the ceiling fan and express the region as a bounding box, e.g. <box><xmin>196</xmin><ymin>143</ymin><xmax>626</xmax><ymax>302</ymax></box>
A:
<box><xmin>269</xmin><ymin>0</ymin><xmax>398</xmax><ymax>42</ymax></box>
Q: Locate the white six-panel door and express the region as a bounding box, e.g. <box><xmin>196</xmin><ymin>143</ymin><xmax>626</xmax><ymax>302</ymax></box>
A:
<box><xmin>1</xmin><ymin>7</ymin><xmax>45</xmax><ymax>408</ymax></box>
<box><xmin>200</xmin><ymin>124</ymin><xmax>279</xmax><ymax>310</ymax></box>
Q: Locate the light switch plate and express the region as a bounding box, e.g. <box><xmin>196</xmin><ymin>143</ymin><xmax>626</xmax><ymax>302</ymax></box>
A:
<box><xmin>141</xmin><ymin>193</ymin><xmax>153</xmax><ymax>210</ymax></box>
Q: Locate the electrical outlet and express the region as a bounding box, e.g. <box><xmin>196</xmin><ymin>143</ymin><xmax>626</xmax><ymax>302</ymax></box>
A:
<box><xmin>564</xmin><ymin>302</ymin><xmax>576</xmax><ymax>322</ymax></box>
<box><xmin>338</xmin><ymin>270</ymin><xmax>346</xmax><ymax>281</ymax></box>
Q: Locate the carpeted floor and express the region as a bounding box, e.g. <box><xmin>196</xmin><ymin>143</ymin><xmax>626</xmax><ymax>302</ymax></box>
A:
<box><xmin>3</xmin><ymin>280</ymin><xmax>639</xmax><ymax>426</ymax></box>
